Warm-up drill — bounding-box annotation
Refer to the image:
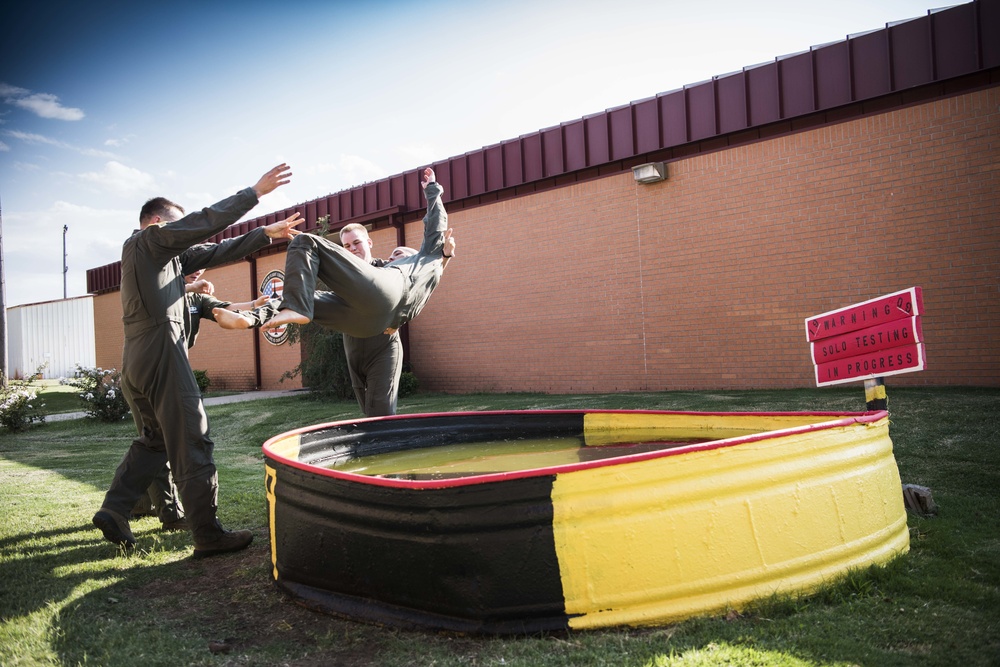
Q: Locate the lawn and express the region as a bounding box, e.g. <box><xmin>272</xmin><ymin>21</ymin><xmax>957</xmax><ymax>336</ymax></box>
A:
<box><xmin>0</xmin><ymin>387</ymin><xmax>997</xmax><ymax>666</ymax></box>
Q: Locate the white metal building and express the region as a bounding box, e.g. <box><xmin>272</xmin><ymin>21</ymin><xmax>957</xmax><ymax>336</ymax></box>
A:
<box><xmin>6</xmin><ymin>296</ymin><xmax>96</xmax><ymax>379</ymax></box>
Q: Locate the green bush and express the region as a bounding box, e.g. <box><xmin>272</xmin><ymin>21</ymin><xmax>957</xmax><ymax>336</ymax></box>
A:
<box><xmin>65</xmin><ymin>364</ymin><xmax>130</xmax><ymax>422</ymax></box>
<box><xmin>398</xmin><ymin>371</ymin><xmax>419</xmax><ymax>398</ymax></box>
<box><xmin>0</xmin><ymin>367</ymin><xmax>47</xmax><ymax>432</ymax></box>
<box><xmin>282</xmin><ymin>323</ymin><xmax>353</xmax><ymax>399</ymax></box>
<box><xmin>193</xmin><ymin>369</ymin><xmax>211</xmax><ymax>393</ymax></box>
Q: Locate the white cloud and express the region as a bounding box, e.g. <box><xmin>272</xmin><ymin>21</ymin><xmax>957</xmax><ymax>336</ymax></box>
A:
<box><xmin>0</xmin><ymin>140</ymin><xmax>8</xmax><ymax>151</ymax></box>
<box><xmin>0</xmin><ymin>82</ymin><xmax>84</xmax><ymax>121</ymax></box>
<box><xmin>301</xmin><ymin>154</ymin><xmax>385</xmax><ymax>184</ymax></box>
<box><xmin>77</xmin><ymin>161</ymin><xmax>157</xmax><ymax>197</ymax></box>
<box><xmin>4</xmin><ymin>129</ymin><xmax>119</xmax><ymax>159</ymax></box>
<box><xmin>104</xmin><ymin>133</ymin><xmax>135</xmax><ymax>148</ymax></box>
<box><xmin>396</xmin><ymin>142</ymin><xmax>439</xmax><ymax>166</ymax></box>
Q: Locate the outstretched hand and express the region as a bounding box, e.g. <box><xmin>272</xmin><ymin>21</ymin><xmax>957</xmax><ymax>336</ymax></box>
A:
<box><xmin>253</xmin><ymin>164</ymin><xmax>293</xmax><ymax>198</ymax></box>
<box><xmin>420</xmin><ymin>167</ymin><xmax>435</xmax><ymax>190</ymax></box>
<box><xmin>186</xmin><ymin>278</ymin><xmax>215</xmax><ymax>295</ymax></box>
<box><xmin>263</xmin><ymin>212</ymin><xmax>303</xmax><ymax>240</ymax></box>
<box><xmin>443</xmin><ymin>228</ymin><xmax>455</xmax><ymax>259</ymax></box>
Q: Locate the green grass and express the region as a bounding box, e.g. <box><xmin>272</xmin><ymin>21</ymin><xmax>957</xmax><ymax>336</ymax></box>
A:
<box><xmin>1</xmin><ymin>387</ymin><xmax>998</xmax><ymax>666</ymax></box>
<box><xmin>19</xmin><ymin>380</ymin><xmax>83</xmax><ymax>415</ymax></box>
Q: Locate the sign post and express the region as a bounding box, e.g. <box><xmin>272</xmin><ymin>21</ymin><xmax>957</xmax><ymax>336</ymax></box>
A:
<box><xmin>805</xmin><ymin>287</ymin><xmax>925</xmax><ymax>409</ymax></box>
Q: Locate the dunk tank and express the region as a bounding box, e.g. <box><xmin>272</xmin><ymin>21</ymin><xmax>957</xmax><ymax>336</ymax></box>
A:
<box><xmin>262</xmin><ymin>288</ymin><xmax>923</xmax><ymax>633</ymax></box>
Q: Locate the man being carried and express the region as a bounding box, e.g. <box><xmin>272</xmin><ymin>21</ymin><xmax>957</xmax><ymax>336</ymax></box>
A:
<box><xmin>215</xmin><ymin>168</ymin><xmax>452</xmax><ymax>341</ymax></box>
<box><xmin>335</xmin><ymin>223</ymin><xmax>454</xmax><ymax>417</ymax></box>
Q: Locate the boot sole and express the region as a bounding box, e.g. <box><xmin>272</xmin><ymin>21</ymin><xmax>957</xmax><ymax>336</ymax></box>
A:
<box><xmin>192</xmin><ymin>534</ymin><xmax>253</xmax><ymax>559</ymax></box>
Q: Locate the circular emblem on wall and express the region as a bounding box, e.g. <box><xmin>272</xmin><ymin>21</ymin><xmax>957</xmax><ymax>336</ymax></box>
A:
<box><xmin>259</xmin><ymin>270</ymin><xmax>289</xmax><ymax>346</ymax></box>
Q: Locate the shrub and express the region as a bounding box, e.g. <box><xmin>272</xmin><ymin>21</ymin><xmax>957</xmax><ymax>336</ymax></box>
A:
<box><xmin>65</xmin><ymin>364</ymin><xmax>131</xmax><ymax>422</ymax></box>
<box><xmin>281</xmin><ymin>323</ymin><xmax>354</xmax><ymax>399</ymax></box>
<box><xmin>399</xmin><ymin>371</ymin><xmax>419</xmax><ymax>398</ymax></box>
<box><xmin>193</xmin><ymin>370</ymin><xmax>212</xmax><ymax>393</ymax></box>
<box><xmin>0</xmin><ymin>366</ymin><xmax>47</xmax><ymax>432</ymax></box>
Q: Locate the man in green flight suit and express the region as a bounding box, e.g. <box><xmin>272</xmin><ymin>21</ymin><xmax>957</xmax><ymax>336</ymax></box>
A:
<box><xmin>93</xmin><ymin>163</ymin><xmax>302</xmax><ymax>557</ymax></box>
<box><xmin>132</xmin><ymin>270</ymin><xmax>270</xmax><ymax>527</ymax></box>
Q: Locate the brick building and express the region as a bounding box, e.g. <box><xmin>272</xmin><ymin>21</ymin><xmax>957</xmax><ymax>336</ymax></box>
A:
<box><xmin>88</xmin><ymin>1</ymin><xmax>1000</xmax><ymax>392</ymax></box>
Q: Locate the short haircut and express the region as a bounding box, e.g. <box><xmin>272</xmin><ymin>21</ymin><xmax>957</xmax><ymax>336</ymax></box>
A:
<box><xmin>139</xmin><ymin>197</ymin><xmax>184</xmax><ymax>225</ymax></box>
<box><xmin>339</xmin><ymin>223</ymin><xmax>369</xmax><ymax>241</ymax></box>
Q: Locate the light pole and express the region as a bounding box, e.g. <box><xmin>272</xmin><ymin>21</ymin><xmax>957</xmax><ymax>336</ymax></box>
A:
<box><xmin>63</xmin><ymin>225</ymin><xmax>68</xmax><ymax>299</ymax></box>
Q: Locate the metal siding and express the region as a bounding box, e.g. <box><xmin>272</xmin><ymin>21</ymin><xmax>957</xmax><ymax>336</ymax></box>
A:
<box><xmin>337</xmin><ymin>192</ymin><xmax>349</xmax><ymax>220</ymax></box>
<box><xmin>503</xmin><ymin>140</ymin><xmax>523</xmax><ymax>187</ymax></box>
<box><xmin>405</xmin><ymin>171</ymin><xmax>422</xmax><ymax>210</ymax></box>
<box><xmin>450</xmin><ymin>155</ymin><xmax>469</xmax><ymax>200</ymax></box>
<box><xmin>686</xmin><ymin>81</ymin><xmax>717</xmax><ymax>141</ymax></box>
<box><xmin>850</xmin><ymin>30</ymin><xmax>891</xmax><ymax>100</ymax></box>
<box><xmin>585</xmin><ymin>114</ymin><xmax>610</xmax><ymax>165</ymax></box>
<box><xmin>8</xmin><ymin>298</ymin><xmax>96</xmax><ymax>378</ymax></box>
<box><xmin>305</xmin><ymin>201</ymin><xmax>317</xmax><ymax>228</ymax></box>
<box><xmin>352</xmin><ymin>188</ymin><xmax>365</xmax><ymax>219</ymax></box>
<box><xmin>7</xmin><ymin>308</ymin><xmax>23</xmax><ymax>378</ymax></box>
<box><xmin>564</xmin><ymin>120</ymin><xmax>587</xmax><ymax>171</ymax></box>
<box><xmin>467</xmin><ymin>151</ymin><xmax>486</xmax><ymax>196</ymax></box>
<box><xmin>779</xmin><ymin>52</ymin><xmax>816</xmax><ymax>118</ymax></box>
<box><xmin>609</xmin><ymin>105</ymin><xmax>635</xmax><ymax>161</ymax></box>
<box><xmin>378</xmin><ymin>180</ymin><xmax>390</xmax><ymax>210</ymax></box>
<box><xmin>522</xmin><ymin>133</ymin><xmax>544</xmax><ymax>182</ymax></box>
<box><xmin>983</xmin><ymin>0</ymin><xmax>1000</xmax><ymax>68</ymax></box>
<box><xmin>746</xmin><ymin>62</ymin><xmax>781</xmax><ymax>126</ymax></box>
<box><xmin>328</xmin><ymin>195</ymin><xmax>342</xmax><ymax>224</ymax></box>
<box><xmin>486</xmin><ymin>145</ymin><xmax>504</xmax><ymax>191</ymax></box>
<box><xmin>433</xmin><ymin>161</ymin><xmax>451</xmax><ymax>201</ymax></box>
<box><xmin>660</xmin><ymin>89</ymin><xmax>688</xmax><ymax>146</ymax></box>
<box><xmin>363</xmin><ymin>183</ymin><xmax>377</xmax><ymax>212</ymax></box>
<box><xmin>716</xmin><ymin>72</ymin><xmax>748</xmax><ymax>134</ymax></box>
<box><xmin>390</xmin><ymin>175</ymin><xmax>406</xmax><ymax>208</ymax></box>
<box><xmin>634</xmin><ymin>98</ymin><xmax>660</xmax><ymax>154</ymax></box>
<box><xmin>932</xmin><ymin>4</ymin><xmax>979</xmax><ymax>79</ymax></box>
<box><xmin>814</xmin><ymin>41</ymin><xmax>853</xmax><ymax>109</ymax></box>
<box><xmin>542</xmin><ymin>127</ymin><xmax>564</xmax><ymax>176</ymax></box>
<box><xmin>890</xmin><ymin>16</ymin><xmax>935</xmax><ymax>89</ymax></box>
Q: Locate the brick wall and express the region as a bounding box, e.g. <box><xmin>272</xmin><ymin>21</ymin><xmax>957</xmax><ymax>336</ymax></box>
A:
<box><xmin>93</xmin><ymin>292</ymin><xmax>123</xmax><ymax>371</ymax></box>
<box><xmin>186</xmin><ymin>260</ymin><xmax>262</xmax><ymax>391</ymax></box>
<box><xmin>408</xmin><ymin>87</ymin><xmax>1000</xmax><ymax>392</ymax></box>
<box><xmin>94</xmin><ymin>86</ymin><xmax>1000</xmax><ymax>393</ymax></box>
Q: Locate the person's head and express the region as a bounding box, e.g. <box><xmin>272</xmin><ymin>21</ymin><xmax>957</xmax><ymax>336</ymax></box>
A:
<box><xmin>139</xmin><ymin>197</ymin><xmax>184</xmax><ymax>229</ymax></box>
<box><xmin>185</xmin><ymin>269</ymin><xmax>205</xmax><ymax>284</ymax></box>
<box><xmin>387</xmin><ymin>246</ymin><xmax>417</xmax><ymax>263</ymax></box>
<box><xmin>339</xmin><ymin>223</ymin><xmax>373</xmax><ymax>262</ymax></box>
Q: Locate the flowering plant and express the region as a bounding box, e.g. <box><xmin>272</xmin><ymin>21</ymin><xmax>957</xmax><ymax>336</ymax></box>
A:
<box><xmin>0</xmin><ymin>368</ymin><xmax>46</xmax><ymax>432</ymax></box>
<box><xmin>65</xmin><ymin>365</ymin><xmax>130</xmax><ymax>422</ymax></box>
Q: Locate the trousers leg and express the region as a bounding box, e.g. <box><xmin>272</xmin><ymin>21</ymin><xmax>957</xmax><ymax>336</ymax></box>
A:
<box><xmin>343</xmin><ymin>331</ymin><xmax>403</xmax><ymax>416</ymax></box>
<box><xmin>280</xmin><ymin>234</ymin><xmax>404</xmax><ymax>337</ymax></box>
<box><xmin>147</xmin><ymin>466</ymin><xmax>184</xmax><ymax>522</ymax></box>
<box><xmin>111</xmin><ymin>329</ymin><xmax>224</xmax><ymax>544</ymax></box>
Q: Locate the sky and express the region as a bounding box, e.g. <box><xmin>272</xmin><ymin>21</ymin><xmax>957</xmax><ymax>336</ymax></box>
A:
<box><xmin>0</xmin><ymin>0</ymin><xmax>944</xmax><ymax>308</ymax></box>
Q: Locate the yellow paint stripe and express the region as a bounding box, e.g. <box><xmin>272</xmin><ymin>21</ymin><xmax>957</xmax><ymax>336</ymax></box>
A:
<box><xmin>582</xmin><ymin>411</ymin><xmax>841</xmax><ymax>445</ymax></box>
<box><xmin>265</xmin><ymin>464</ymin><xmax>279</xmax><ymax>580</ymax></box>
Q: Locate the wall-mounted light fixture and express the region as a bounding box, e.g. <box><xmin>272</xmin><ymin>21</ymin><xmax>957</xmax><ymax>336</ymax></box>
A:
<box><xmin>632</xmin><ymin>162</ymin><xmax>667</xmax><ymax>184</ymax></box>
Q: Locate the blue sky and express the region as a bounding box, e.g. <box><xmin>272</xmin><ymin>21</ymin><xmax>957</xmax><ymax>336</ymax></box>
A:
<box><xmin>0</xmin><ymin>0</ymin><xmax>941</xmax><ymax>307</ymax></box>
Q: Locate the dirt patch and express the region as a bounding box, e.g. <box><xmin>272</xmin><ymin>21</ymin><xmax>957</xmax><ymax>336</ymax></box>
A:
<box><xmin>130</xmin><ymin>533</ymin><xmax>388</xmax><ymax>666</ymax></box>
